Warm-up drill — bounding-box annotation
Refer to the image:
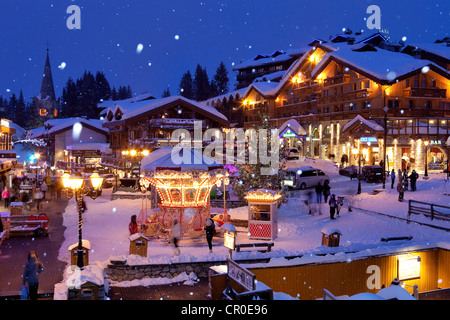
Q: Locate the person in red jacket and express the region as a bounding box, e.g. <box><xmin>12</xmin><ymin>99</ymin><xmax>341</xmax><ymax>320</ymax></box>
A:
<box><xmin>129</xmin><ymin>215</ymin><xmax>138</xmax><ymax>235</ymax></box>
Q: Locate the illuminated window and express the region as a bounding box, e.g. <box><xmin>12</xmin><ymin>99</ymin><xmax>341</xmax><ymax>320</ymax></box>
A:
<box><xmin>39</xmin><ymin>109</ymin><xmax>47</xmax><ymax>116</ymax></box>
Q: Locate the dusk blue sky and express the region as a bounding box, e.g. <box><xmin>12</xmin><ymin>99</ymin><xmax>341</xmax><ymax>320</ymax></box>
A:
<box><xmin>0</xmin><ymin>0</ymin><xmax>448</xmax><ymax>104</ymax></box>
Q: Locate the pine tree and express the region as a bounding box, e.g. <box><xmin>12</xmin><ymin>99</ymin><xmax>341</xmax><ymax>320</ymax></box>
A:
<box><xmin>7</xmin><ymin>93</ymin><xmax>17</xmax><ymax>123</ymax></box>
<box><xmin>95</xmin><ymin>72</ymin><xmax>111</xmax><ymax>102</ymax></box>
<box><xmin>178</xmin><ymin>70</ymin><xmax>194</xmax><ymax>99</ymax></box>
<box><xmin>0</xmin><ymin>96</ymin><xmax>7</xmax><ymax>119</ymax></box>
<box><xmin>231</xmin><ymin>112</ymin><xmax>287</xmax><ymax>202</ymax></box>
<box><xmin>193</xmin><ymin>64</ymin><xmax>211</xmax><ymax>101</ymax></box>
<box><xmin>61</xmin><ymin>77</ymin><xmax>78</xmax><ymax>118</ymax></box>
<box><xmin>15</xmin><ymin>90</ymin><xmax>26</xmax><ymax>127</ymax></box>
<box><xmin>162</xmin><ymin>88</ymin><xmax>171</xmax><ymax>97</ymax></box>
<box><xmin>111</xmin><ymin>87</ymin><xmax>118</xmax><ymax>100</ymax></box>
<box><xmin>213</xmin><ymin>61</ymin><xmax>230</xmax><ymax>95</ymax></box>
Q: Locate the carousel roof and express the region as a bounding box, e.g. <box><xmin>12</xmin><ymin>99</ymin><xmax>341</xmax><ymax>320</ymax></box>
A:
<box><xmin>141</xmin><ymin>147</ymin><xmax>223</xmax><ymax>172</ymax></box>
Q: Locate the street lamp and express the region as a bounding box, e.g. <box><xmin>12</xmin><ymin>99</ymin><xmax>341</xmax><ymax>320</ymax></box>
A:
<box><xmin>424</xmin><ymin>140</ymin><xmax>429</xmax><ymax>177</ymax></box>
<box><xmin>62</xmin><ymin>170</ymin><xmax>103</xmax><ymax>269</ymax></box>
<box><xmin>383</xmin><ymin>106</ymin><xmax>389</xmax><ymax>189</ymax></box>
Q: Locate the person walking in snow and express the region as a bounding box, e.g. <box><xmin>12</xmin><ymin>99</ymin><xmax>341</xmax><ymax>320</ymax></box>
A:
<box><xmin>170</xmin><ymin>218</ymin><xmax>182</xmax><ymax>255</ymax></box>
<box><xmin>390</xmin><ymin>169</ymin><xmax>396</xmax><ymax>189</ymax></box>
<box><xmin>322</xmin><ymin>180</ymin><xmax>331</xmax><ymax>203</ymax></box>
<box><xmin>204</xmin><ymin>218</ymin><xmax>215</xmax><ymax>253</ymax></box>
<box><xmin>328</xmin><ymin>194</ymin><xmax>337</xmax><ymax>220</ymax></box>
<box><xmin>22</xmin><ymin>251</ymin><xmax>45</xmax><ymax>300</ymax></box>
<box><xmin>40</xmin><ymin>181</ymin><xmax>48</xmax><ymax>200</ymax></box>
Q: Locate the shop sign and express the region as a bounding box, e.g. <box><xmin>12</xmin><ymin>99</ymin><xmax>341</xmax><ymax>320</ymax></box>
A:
<box><xmin>227</xmin><ymin>259</ymin><xmax>256</xmax><ymax>291</ymax></box>
<box><xmin>430</xmin><ymin>140</ymin><xmax>441</xmax><ymax>145</ymax></box>
<box><xmin>281</xmin><ymin>129</ymin><xmax>298</xmax><ymax>138</ymax></box>
<box><xmin>397</xmin><ymin>255</ymin><xmax>421</xmax><ymax>281</ymax></box>
<box><xmin>224</xmin><ymin>232</ymin><xmax>235</xmax><ymax>250</ymax></box>
<box><xmin>360</xmin><ymin>137</ymin><xmax>378</xmax><ymax>143</ymax></box>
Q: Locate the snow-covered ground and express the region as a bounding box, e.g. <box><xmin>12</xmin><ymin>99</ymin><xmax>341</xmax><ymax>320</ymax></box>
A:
<box><xmin>56</xmin><ymin>157</ymin><xmax>450</xmax><ymax>299</ymax></box>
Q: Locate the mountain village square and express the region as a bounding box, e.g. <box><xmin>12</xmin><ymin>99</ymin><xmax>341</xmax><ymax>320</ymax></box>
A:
<box><xmin>0</xmin><ymin>2</ymin><xmax>449</xmax><ymax>311</ymax></box>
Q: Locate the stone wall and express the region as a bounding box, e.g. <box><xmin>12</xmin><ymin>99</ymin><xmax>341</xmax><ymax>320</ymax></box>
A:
<box><xmin>105</xmin><ymin>260</ymin><xmax>227</xmax><ymax>282</ymax></box>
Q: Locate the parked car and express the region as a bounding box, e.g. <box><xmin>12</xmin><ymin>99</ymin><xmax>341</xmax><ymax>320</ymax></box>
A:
<box><xmin>283</xmin><ymin>166</ymin><xmax>330</xmax><ymax>190</ymax></box>
<box><xmin>339</xmin><ymin>165</ymin><xmax>359</xmax><ymax>179</ymax></box>
<box><xmin>285</xmin><ymin>148</ymin><xmax>300</xmax><ymax>160</ymax></box>
<box><xmin>361</xmin><ymin>165</ymin><xmax>383</xmax><ymax>183</ymax></box>
<box><xmin>101</xmin><ymin>174</ymin><xmax>116</xmax><ymax>188</ymax></box>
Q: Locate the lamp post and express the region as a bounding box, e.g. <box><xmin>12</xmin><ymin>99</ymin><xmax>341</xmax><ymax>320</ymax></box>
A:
<box><xmin>424</xmin><ymin>140</ymin><xmax>429</xmax><ymax>177</ymax></box>
<box><xmin>62</xmin><ymin>170</ymin><xmax>103</xmax><ymax>269</ymax></box>
<box><xmin>383</xmin><ymin>106</ymin><xmax>389</xmax><ymax>189</ymax></box>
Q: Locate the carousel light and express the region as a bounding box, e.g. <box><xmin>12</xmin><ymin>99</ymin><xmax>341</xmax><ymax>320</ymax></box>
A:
<box><xmin>130</xmin><ymin>149</ymin><xmax>137</xmax><ymax>157</ymax></box>
<box><xmin>142</xmin><ymin>149</ymin><xmax>150</xmax><ymax>157</ymax></box>
<box><xmin>62</xmin><ymin>172</ymin><xmax>72</xmax><ymax>189</ymax></box>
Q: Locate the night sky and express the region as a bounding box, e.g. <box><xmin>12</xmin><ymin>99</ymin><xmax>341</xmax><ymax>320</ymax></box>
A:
<box><xmin>0</xmin><ymin>0</ymin><xmax>448</xmax><ymax>104</ymax></box>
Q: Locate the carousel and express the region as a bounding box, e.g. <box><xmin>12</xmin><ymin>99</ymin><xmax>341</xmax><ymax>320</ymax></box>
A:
<box><xmin>139</xmin><ymin>147</ymin><xmax>226</xmax><ymax>239</ymax></box>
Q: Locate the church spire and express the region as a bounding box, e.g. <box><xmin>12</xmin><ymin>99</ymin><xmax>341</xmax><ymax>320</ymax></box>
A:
<box><xmin>40</xmin><ymin>48</ymin><xmax>56</xmax><ymax>102</ymax></box>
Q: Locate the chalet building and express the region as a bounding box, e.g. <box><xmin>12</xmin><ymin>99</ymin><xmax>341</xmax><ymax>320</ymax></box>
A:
<box><xmin>206</xmin><ymin>31</ymin><xmax>450</xmax><ymax>174</ymax></box>
<box><xmin>101</xmin><ymin>95</ymin><xmax>229</xmax><ymax>177</ymax></box>
<box><xmin>233</xmin><ymin>48</ymin><xmax>307</xmax><ymax>89</ymax></box>
<box><xmin>0</xmin><ymin>119</ymin><xmax>17</xmax><ymax>176</ymax></box>
<box><xmin>30</xmin><ymin>117</ymin><xmax>109</xmax><ymax>168</ymax></box>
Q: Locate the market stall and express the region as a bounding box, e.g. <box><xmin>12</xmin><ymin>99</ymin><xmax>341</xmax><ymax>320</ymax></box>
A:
<box><xmin>140</xmin><ymin>147</ymin><xmax>225</xmax><ymax>239</ymax></box>
<box><xmin>245</xmin><ymin>189</ymin><xmax>281</xmax><ymax>241</ymax></box>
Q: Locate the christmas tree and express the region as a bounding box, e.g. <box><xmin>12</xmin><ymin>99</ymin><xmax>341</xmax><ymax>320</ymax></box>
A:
<box><xmin>231</xmin><ymin>112</ymin><xmax>287</xmax><ymax>203</ymax></box>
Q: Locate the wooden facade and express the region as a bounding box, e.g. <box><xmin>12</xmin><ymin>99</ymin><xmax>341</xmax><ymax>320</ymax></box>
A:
<box><xmin>209</xmin><ymin>247</ymin><xmax>450</xmax><ymax>300</ymax></box>
<box><xmin>207</xmin><ymin>38</ymin><xmax>450</xmax><ymax>172</ymax></box>
<box><xmin>101</xmin><ymin>96</ymin><xmax>229</xmax><ymax>175</ymax></box>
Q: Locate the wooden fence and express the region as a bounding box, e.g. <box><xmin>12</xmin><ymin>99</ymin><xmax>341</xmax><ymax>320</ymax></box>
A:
<box><xmin>407</xmin><ymin>200</ymin><xmax>450</xmax><ymax>222</ymax></box>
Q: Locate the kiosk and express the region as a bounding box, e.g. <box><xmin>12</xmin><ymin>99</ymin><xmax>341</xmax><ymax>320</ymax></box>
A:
<box><xmin>245</xmin><ymin>189</ymin><xmax>280</xmax><ymax>240</ymax></box>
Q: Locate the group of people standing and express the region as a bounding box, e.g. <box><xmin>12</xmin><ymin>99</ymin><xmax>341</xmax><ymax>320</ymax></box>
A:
<box><xmin>312</xmin><ymin>180</ymin><xmax>342</xmax><ymax>220</ymax></box>
<box><xmin>390</xmin><ymin>168</ymin><xmax>420</xmax><ymax>202</ymax></box>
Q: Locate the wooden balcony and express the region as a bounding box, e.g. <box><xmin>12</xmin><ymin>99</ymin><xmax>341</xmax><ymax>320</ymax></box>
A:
<box><xmin>403</xmin><ymin>87</ymin><xmax>447</xmax><ymax>98</ymax></box>
<box><xmin>323</xmin><ymin>74</ymin><xmax>350</xmax><ymax>87</ymax></box>
<box><xmin>318</xmin><ymin>88</ymin><xmax>372</xmax><ymax>104</ymax></box>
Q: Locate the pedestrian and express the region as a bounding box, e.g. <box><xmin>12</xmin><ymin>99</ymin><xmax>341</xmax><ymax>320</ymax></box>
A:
<box><xmin>204</xmin><ymin>218</ymin><xmax>215</xmax><ymax>253</ymax></box>
<box><xmin>397</xmin><ymin>180</ymin><xmax>404</xmax><ymax>202</ymax></box>
<box><xmin>315</xmin><ymin>182</ymin><xmax>323</xmax><ymax>204</ymax></box>
<box><xmin>390</xmin><ymin>169</ymin><xmax>396</xmax><ymax>189</ymax></box>
<box><xmin>22</xmin><ymin>251</ymin><xmax>45</xmax><ymax>300</ymax></box>
<box><xmin>328</xmin><ymin>194</ymin><xmax>337</xmax><ymax>220</ymax></box>
<box><xmin>33</xmin><ymin>188</ymin><xmax>44</xmax><ymax>211</ymax></box>
<box><xmin>2</xmin><ymin>187</ymin><xmax>10</xmax><ymax>208</ymax></box>
<box><xmin>403</xmin><ymin>169</ymin><xmax>409</xmax><ymax>191</ymax></box>
<box><xmin>169</xmin><ymin>218</ymin><xmax>182</xmax><ymax>255</ymax></box>
<box><xmin>56</xmin><ymin>178</ymin><xmax>62</xmax><ymax>199</ymax></box>
<box><xmin>322</xmin><ymin>180</ymin><xmax>331</xmax><ymax>203</ymax></box>
<box><xmin>40</xmin><ymin>181</ymin><xmax>48</xmax><ymax>200</ymax></box>
<box><xmin>409</xmin><ymin>170</ymin><xmax>419</xmax><ymax>192</ymax></box>
<box><xmin>129</xmin><ymin>214</ymin><xmax>138</xmax><ymax>235</ymax></box>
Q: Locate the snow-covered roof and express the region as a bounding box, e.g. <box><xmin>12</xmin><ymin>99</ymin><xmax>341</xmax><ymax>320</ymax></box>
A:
<box><xmin>104</xmin><ymin>95</ymin><xmax>228</xmax><ymax>123</ymax></box>
<box><xmin>279</xmin><ymin>119</ymin><xmax>307</xmax><ymax>136</ymax></box>
<box><xmin>406</xmin><ymin>42</ymin><xmax>450</xmax><ymax>61</ymax></box>
<box><xmin>68</xmin><ymin>239</ymin><xmax>91</xmax><ymax>251</ymax></box>
<box><xmin>30</xmin><ymin>117</ymin><xmax>107</xmax><ymax>139</ymax></box>
<box><xmin>233</xmin><ymin>47</ymin><xmax>308</xmax><ymax>70</ymax></box>
<box><xmin>129</xmin><ymin>233</ymin><xmax>149</xmax><ymax>242</ymax></box>
<box><xmin>141</xmin><ymin>147</ymin><xmax>222</xmax><ymax>172</ymax></box>
<box><xmin>203</xmin><ymin>87</ymin><xmax>247</xmax><ymax>105</ymax></box>
<box><xmin>312</xmin><ymin>46</ymin><xmax>448</xmax><ymax>83</ymax></box>
<box><xmin>342</xmin><ymin>115</ymin><xmax>384</xmax><ymax>133</ymax></box>
<box><xmin>321</xmin><ymin>227</ymin><xmax>342</xmax><ymax>235</ymax></box>
<box><xmin>98</xmin><ymin>93</ymin><xmax>156</xmax><ymax>110</ymax></box>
